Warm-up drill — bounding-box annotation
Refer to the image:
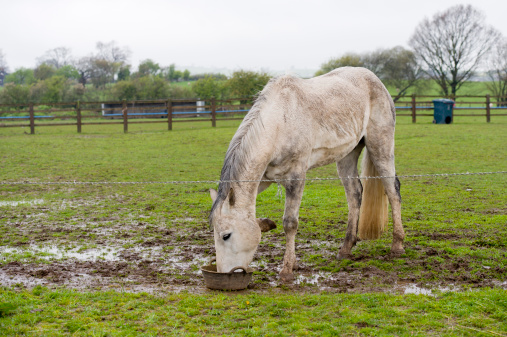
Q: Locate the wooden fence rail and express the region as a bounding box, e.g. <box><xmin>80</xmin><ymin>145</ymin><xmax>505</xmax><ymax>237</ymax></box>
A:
<box><xmin>0</xmin><ymin>95</ymin><xmax>506</xmax><ymax>134</ymax></box>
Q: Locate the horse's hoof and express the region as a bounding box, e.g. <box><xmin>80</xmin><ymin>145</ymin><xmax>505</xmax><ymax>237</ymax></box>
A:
<box><xmin>338</xmin><ymin>253</ymin><xmax>352</xmax><ymax>260</ymax></box>
<box><xmin>390</xmin><ymin>248</ymin><xmax>405</xmax><ymax>257</ymax></box>
<box><xmin>280</xmin><ymin>271</ymin><xmax>295</xmax><ymax>282</ymax></box>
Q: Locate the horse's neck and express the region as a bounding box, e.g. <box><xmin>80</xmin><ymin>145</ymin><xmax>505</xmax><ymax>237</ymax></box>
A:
<box><xmin>225</xmin><ymin>108</ymin><xmax>272</xmax><ymax>212</ymax></box>
<box><xmin>231</xmin><ymin>175</ymin><xmax>261</xmax><ymax>212</ymax></box>
<box><xmin>230</xmin><ymin>155</ymin><xmax>268</xmax><ymax>213</ymax></box>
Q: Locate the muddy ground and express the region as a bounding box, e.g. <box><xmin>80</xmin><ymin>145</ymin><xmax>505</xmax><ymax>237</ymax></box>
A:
<box><xmin>1</xmin><ymin>194</ymin><xmax>506</xmax><ymax>295</ymax></box>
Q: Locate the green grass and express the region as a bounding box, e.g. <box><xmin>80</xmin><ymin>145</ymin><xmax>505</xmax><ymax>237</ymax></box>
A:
<box><xmin>1</xmin><ymin>287</ymin><xmax>506</xmax><ymax>336</ymax></box>
<box><xmin>0</xmin><ymin>117</ymin><xmax>506</xmax><ymax>335</ymax></box>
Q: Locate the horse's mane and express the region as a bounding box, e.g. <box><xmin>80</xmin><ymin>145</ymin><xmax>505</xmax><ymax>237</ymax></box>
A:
<box><xmin>209</xmin><ymin>86</ymin><xmax>271</xmax><ymax>225</ymax></box>
<box><xmin>209</xmin><ymin>74</ymin><xmax>311</xmax><ymax>226</ymax></box>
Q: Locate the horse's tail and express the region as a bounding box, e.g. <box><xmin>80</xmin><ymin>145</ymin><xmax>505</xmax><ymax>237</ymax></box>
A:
<box><xmin>357</xmin><ymin>149</ymin><xmax>389</xmax><ymax>240</ymax></box>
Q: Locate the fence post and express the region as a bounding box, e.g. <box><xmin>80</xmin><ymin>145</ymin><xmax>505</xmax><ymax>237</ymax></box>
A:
<box><xmin>486</xmin><ymin>94</ymin><xmax>490</xmax><ymax>123</ymax></box>
<box><xmin>211</xmin><ymin>97</ymin><xmax>216</xmax><ymax>127</ymax></box>
<box><xmin>411</xmin><ymin>94</ymin><xmax>416</xmax><ymax>123</ymax></box>
<box><xmin>167</xmin><ymin>99</ymin><xmax>173</xmax><ymax>131</ymax></box>
<box><xmin>76</xmin><ymin>101</ymin><xmax>82</xmax><ymax>133</ymax></box>
<box><xmin>122</xmin><ymin>100</ymin><xmax>128</xmax><ymax>133</ymax></box>
<box><xmin>29</xmin><ymin>102</ymin><xmax>35</xmax><ymax>134</ymax></box>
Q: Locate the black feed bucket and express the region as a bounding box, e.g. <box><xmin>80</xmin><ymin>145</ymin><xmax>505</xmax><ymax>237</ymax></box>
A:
<box><xmin>201</xmin><ymin>259</ymin><xmax>254</xmax><ymax>290</ymax></box>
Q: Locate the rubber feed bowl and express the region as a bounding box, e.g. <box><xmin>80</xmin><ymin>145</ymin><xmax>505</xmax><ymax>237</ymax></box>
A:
<box><xmin>201</xmin><ymin>261</ymin><xmax>253</xmax><ymax>290</ymax></box>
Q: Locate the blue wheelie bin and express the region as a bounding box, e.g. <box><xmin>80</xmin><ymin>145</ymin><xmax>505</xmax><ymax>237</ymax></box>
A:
<box><xmin>433</xmin><ymin>99</ymin><xmax>454</xmax><ymax>124</ymax></box>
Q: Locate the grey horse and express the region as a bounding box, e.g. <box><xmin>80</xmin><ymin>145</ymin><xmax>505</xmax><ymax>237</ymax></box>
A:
<box><xmin>209</xmin><ymin>67</ymin><xmax>404</xmax><ymax>281</ymax></box>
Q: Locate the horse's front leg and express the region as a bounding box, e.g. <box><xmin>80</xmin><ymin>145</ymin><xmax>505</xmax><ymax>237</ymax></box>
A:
<box><xmin>279</xmin><ymin>173</ymin><xmax>306</xmax><ymax>282</ymax></box>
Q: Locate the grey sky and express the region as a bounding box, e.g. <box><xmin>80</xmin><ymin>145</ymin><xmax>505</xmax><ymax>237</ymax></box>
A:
<box><xmin>2</xmin><ymin>0</ymin><xmax>506</xmax><ymax>75</ymax></box>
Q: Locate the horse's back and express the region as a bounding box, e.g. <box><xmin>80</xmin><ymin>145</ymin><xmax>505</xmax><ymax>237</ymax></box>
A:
<box><xmin>260</xmin><ymin>67</ymin><xmax>394</xmax><ymax>172</ymax></box>
<box><xmin>266</xmin><ymin>67</ymin><xmax>392</xmax><ymax>122</ymax></box>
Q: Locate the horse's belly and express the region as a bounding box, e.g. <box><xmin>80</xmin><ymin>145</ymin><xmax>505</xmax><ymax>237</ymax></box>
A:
<box><xmin>308</xmin><ymin>134</ymin><xmax>359</xmax><ymax>169</ymax></box>
<box><xmin>308</xmin><ymin>146</ymin><xmax>351</xmax><ymax>169</ymax></box>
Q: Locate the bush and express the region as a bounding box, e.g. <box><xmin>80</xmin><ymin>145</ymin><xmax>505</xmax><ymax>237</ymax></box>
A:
<box><xmin>0</xmin><ymin>83</ymin><xmax>31</xmax><ymax>104</ymax></box>
<box><xmin>192</xmin><ymin>76</ymin><xmax>228</xmax><ymax>99</ymax></box>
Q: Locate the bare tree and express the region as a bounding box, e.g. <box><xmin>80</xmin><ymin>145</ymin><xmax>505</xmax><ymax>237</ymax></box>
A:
<box><xmin>409</xmin><ymin>4</ymin><xmax>500</xmax><ymax>97</ymax></box>
<box><xmin>75</xmin><ymin>56</ymin><xmax>94</xmax><ymax>86</ymax></box>
<box><xmin>486</xmin><ymin>38</ymin><xmax>507</xmax><ymax>106</ymax></box>
<box><xmin>0</xmin><ymin>49</ymin><xmax>7</xmax><ymax>86</ymax></box>
<box><xmin>37</xmin><ymin>47</ymin><xmax>73</xmax><ymax>69</ymax></box>
<box><xmin>91</xmin><ymin>41</ymin><xmax>131</xmax><ymax>85</ymax></box>
<box><xmin>95</xmin><ymin>41</ymin><xmax>130</xmax><ymax>64</ymax></box>
<box><xmin>0</xmin><ymin>49</ymin><xmax>7</xmax><ymax>71</ymax></box>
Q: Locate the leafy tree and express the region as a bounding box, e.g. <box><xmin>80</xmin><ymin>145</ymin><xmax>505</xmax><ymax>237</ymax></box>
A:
<box><xmin>315</xmin><ymin>48</ymin><xmax>423</xmax><ymax>100</ymax></box>
<box><xmin>117</xmin><ymin>65</ymin><xmax>131</xmax><ymax>81</ymax></box>
<box><xmin>34</xmin><ymin>63</ymin><xmax>56</xmax><ymax>81</ymax></box>
<box><xmin>90</xmin><ymin>59</ymin><xmax>116</xmax><ymax>88</ymax></box>
<box><xmin>373</xmin><ymin>47</ymin><xmax>423</xmax><ymax>101</ymax></box>
<box><xmin>137</xmin><ymin>59</ymin><xmax>161</xmax><ymax>77</ymax></box>
<box><xmin>134</xmin><ymin>76</ymin><xmax>169</xmax><ymax>99</ymax></box>
<box><xmin>4</xmin><ymin>68</ymin><xmax>35</xmax><ymax>85</ymax></box>
<box><xmin>167</xmin><ymin>84</ymin><xmax>195</xmax><ymax>99</ymax></box>
<box><xmin>315</xmin><ymin>53</ymin><xmax>363</xmax><ymax>76</ymax></box>
<box><xmin>0</xmin><ymin>83</ymin><xmax>30</xmax><ymax>104</ymax></box>
<box><xmin>113</xmin><ymin>80</ymin><xmax>137</xmax><ymax>100</ymax></box>
<box><xmin>226</xmin><ymin>70</ymin><xmax>271</xmax><ymax>103</ymax></box>
<box><xmin>192</xmin><ymin>75</ymin><xmax>228</xmax><ymax>99</ymax></box>
<box><xmin>190</xmin><ymin>73</ymin><xmax>227</xmax><ymax>81</ymax></box>
<box><xmin>30</xmin><ymin>76</ymin><xmax>67</xmax><ymax>103</ymax></box>
<box><xmin>409</xmin><ymin>4</ymin><xmax>500</xmax><ymax>96</ymax></box>
<box><xmin>166</xmin><ymin>64</ymin><xmax>176</xmax><ymax>81</ymax></box>
<box><xmin>182</xmin><ymin>69</ymin><xmax>190</xmax><ymax>81</ymax></box>
<box><xmin>55</xmin><ymin>65</ymin><xmax>80</xmax><ymax>81</ymax></box>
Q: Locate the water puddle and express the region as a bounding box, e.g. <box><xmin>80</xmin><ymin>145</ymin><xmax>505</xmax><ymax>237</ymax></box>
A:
<box><xmin>402</xmin><ymin>283</ymin><xmax>454</xmax><ymax>295</ymax></box>
<box><xmin>295</xmin><ymin>272</ymin><xmax>332</xmax><ymax>285</ymax></box>
<box><xmin>0</xmin><ymin>199</ymin><xmax>44</xmax><ymax>207</ymax></box>
<box><xmin>0</xmin><ymin>245</ymin><xmax>121</xmax><ymax>261</ymax></box>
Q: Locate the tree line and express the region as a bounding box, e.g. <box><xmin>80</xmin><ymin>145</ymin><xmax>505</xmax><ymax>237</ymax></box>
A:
<box><xmin>0</xmin><ymin>40</ymin><xmax>272</xmax><ymax>105</ymax></box>
<box><xmin>1</xmin><ymin>4</ymin><xmax>506</xmax><ymax>105</ymax></box>
<box><xmin>315</xmin><ymin>5</ymin><xmax>507</xmax><ymax>103</ymax></box>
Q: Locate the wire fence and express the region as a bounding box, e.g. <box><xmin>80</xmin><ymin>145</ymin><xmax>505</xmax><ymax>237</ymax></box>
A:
<box><xmin>1</xmin><ymin>171</ymin><xmax>506</xmax><ymax>186</ymax></box>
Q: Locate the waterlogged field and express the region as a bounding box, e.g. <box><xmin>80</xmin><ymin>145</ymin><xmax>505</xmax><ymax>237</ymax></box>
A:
<box><xmin>0</xmin><ymin>116</ymin><xmax>506</xmax><ymax>335</ymax></box>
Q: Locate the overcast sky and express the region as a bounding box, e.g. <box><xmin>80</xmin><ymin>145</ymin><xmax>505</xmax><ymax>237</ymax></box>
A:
<box><xmin>2</xmin><ymin>0</ymin><xmax>506</xmax><ymax>76</ymax></box>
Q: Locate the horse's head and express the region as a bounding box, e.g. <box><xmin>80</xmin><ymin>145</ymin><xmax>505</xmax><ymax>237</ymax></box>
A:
<box><xmin>210</xmin><ymin>188</ymin><xmax>276</xmax><ymax>273</ymax></box>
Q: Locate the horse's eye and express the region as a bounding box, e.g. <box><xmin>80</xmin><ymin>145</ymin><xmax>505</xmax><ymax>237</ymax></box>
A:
<box><xmin>223</xmin><ymin>233</ymin><xmax>231</xmax><ymax>241</ymax></box>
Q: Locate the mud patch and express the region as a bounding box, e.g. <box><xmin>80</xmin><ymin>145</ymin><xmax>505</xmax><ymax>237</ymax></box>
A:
<box><xmin>1</xmin><ymin>196</ymin><xmax>506</xmax><ymax>294</ymax></box>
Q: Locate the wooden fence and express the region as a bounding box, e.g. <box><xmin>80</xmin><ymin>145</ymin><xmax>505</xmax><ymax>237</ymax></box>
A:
<box><xmin>0</xmin><ymin>95</ymin><xmax>506</xmax><ymax>134</ymax></box>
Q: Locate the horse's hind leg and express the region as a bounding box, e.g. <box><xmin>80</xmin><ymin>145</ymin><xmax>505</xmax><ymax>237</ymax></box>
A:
<box><xmin>365</xmin><ymin>128</ymin><xmax>405</xmax><ymax>255</ymax></box>
<box><xmin>337</xmin><ymin>142</ymin><xmax>365</xmax><ymax>259</ymax></box>
<box><xmin>279</xmin><ymin>171</ymin><xmax>306</xmax><ymax>282</ymax></box>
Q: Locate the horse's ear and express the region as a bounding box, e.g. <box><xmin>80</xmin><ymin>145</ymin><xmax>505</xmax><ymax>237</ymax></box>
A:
<box><xmin>228</xmin><ymin>187</ymin><xmax>235</xmax><ymax>207</ymax></box>
<box><xmin>257</xmin><ymin>218</ymin><xmax>276</xmax><ymax>232</ymax></box>
<box><xmin>210</xmin><ymin>189</ymin><xmax>218</xmax><ymax>203</ymax></box>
